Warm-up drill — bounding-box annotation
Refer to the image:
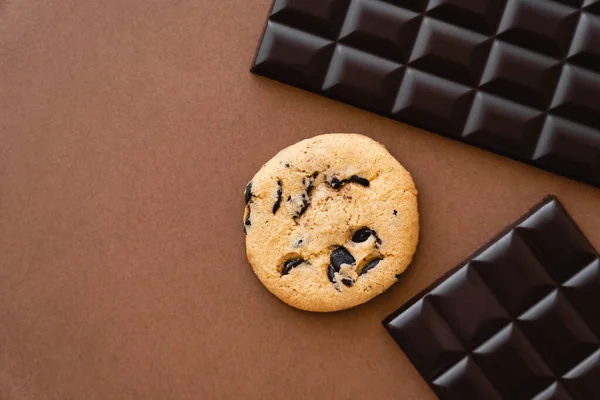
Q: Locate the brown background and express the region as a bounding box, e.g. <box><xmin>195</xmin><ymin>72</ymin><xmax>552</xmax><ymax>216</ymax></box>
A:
<box><xmin>1</xmin><ymin>1</ymin><xmax>599</xmax><ymax>399</ymax></box>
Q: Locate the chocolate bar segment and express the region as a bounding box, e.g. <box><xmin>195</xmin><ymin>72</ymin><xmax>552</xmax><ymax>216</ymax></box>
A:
<box><xmin>253</xmin><ymin>0</ymin><xmax>600</xmax><ymax>188</ymax></box>
<box><xmin>383</xmin><ymin>196</ymin><xmax>600</xmax><ymax>400</ymax></box>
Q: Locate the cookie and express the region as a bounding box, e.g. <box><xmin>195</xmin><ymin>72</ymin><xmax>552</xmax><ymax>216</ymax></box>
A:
<box><xmin>243</xmin><ymin>133</ymin><xmax>419</xmax><ymax>312</ymax></box>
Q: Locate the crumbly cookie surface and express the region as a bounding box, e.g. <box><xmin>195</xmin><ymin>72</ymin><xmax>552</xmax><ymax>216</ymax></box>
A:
<box><xmin>244</xmin><ymin>134</ymin><xmax>419</xmax><ymax>312</ymax></box>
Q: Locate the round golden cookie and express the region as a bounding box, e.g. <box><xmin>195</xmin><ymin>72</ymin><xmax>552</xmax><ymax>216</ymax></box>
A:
<box><xmin>243</xmin><ymin>134</ymin><xmax>419</xmax><ymax>312</ymax></box>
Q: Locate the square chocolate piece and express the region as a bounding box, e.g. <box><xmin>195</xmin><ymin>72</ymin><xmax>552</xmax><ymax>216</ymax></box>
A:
<box><xmin>383</xmin><ymin>196</ymin><xmax>600</xmax><ymax>399</ymax></box>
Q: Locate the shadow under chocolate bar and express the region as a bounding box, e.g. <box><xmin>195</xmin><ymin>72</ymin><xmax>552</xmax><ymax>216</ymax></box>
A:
<box><xmin>383</xmin><ymin>195</ymin><xmax>600</xmax><ymax>399</ymax></box>
<box><xmin>251</xmin><ymin>0</ymin><xmax>600</xmax><ymax>188</ymax></box>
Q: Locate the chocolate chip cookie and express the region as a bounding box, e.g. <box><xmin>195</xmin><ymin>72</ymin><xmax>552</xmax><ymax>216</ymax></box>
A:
<box><xmin>243</xmin><ymin>134</ymin><xmax>419</xmax><ymax>312</ymax></box>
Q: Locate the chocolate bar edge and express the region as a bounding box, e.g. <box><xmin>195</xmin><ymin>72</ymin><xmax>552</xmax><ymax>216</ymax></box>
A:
<box><xmin>381</xmin><ymin>194</ymin><xmax>564</xmax><ymax>329</ymax></box>
<box><xmin>249</xmin><ymin>1</ymin><xmax>278</xmax><ymax>70</ymax></box>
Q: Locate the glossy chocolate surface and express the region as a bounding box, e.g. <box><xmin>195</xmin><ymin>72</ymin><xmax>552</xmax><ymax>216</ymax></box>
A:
<box><xmin>384</xmin><ymin>196</ymin><xmax>600</xmax><ymax>399</ymax></box>
<box><xmin>252</xmin><ymin>0</ymin><xmax>600</xmax><ymax>188</ymax></box>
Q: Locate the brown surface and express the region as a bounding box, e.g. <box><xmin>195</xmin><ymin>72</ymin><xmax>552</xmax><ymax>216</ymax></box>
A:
<box><xmin>1</xmin><ymin>1</ymin><xmax>599</xmax><ymax>399</ymax></box>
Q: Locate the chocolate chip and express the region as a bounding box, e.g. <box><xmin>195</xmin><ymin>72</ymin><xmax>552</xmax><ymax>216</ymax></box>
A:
<box><xmin>294</xmin><ymin>174</ymin><xmax>319</xmax><ymax>217</ymax></box>
<box><xmin>304</xmin><ymin>174</ymin><xmax>317</xmax><ymax>195</ymax></box>
<box><xmin>244</xmin><ymin>205</ymin><xmax>252</xmax><ymax>227</ymax></box>
<box><xmin>243</xmin><ymin>226</ymin><xmax>247</xmax><ymax>235</ymax></box>
<box><xmin>373</xmin><ymin>231</ymin><xmax>382</xmax><ymax>245</ymax></box>
<box><xmin>312</xmin><ymin>171</ymin><xmax>318</xmax><ymax>178</ymax></box>
<box><xmin>393</xmin><ymin>210</ymin><xmax>397</xmax><ymax>216</ymax></box>
<box><xmin>284</xmin><ymin>163</ymin><xmax>290</xmax><ymax>168</ymax></box>
<box><xmin>395</xmin><ymin>273</ymin><xmax>402</xmax><ymax>280</ymax></box>
<box><xmin>244</xmin><ymin>182</ymin><xmax>253</xmax><ymax>204</ymax></box>
<box><xmin>330</xmin><ymin>177</ymin><xmax>343</xmax><ymax>189</ymax></box>
<box><xmin>342</xmin><ymin>278</ymin><xmax>354</xmax><ymax>287</ymax></box>
<box><xmin>294</xmin><ymin>196</ymin><xmax>309</xmax><ymax>219</ymax></box>
<box><xmin>329</xmin><ymin>175</ymin><xmax>370</xmax><ymax>189</ymax></box>
<box><xmin>327</xmin><ymin>265</ymin><xmax>336</xmax><ymax>283</ymax></box>
<box><xmin>360</xmin><ymin>258</ymin><xmax>382</xmax><ymax>275</ymax></box>
<box><xmin>306</xmin><ymin>179</ymin><xmax>315</xmax><ymax>195</ymax></box>
<box><xmin>352</xmin><ymin>228</ymin><xmax>373</xmax><ymax>243</ymax></box>
<box><xmin>348</xmin><ymin>175</ymin><xmax>369</xmax><ymax>186</ymax></box>
<box><xmin>273</xmin><ymin>180</ymin><xmax>282</xmax><ymax>214</ymax></box>
<box><xmin>352</xmin><ymin>228</ymin><xmax>381</xmax><ymax>244</ymax></box>
<box><xmin>287</xmin><ymin>196</ymin><xmax>291</xmax><ymax>201</ymax></box>
<box><xmin>330</xmin><ymin>246</ymin><xmax>355</xmax><ymax>270</ymax></box>
<box><xmin>282</xmin><ymin>258</ymin><xmax>304</xmax><ymax>275</ymax></box>
<box><xmin>292</xmin><ymin>238</ymin><xmax>304</xmax><ymax>248</ymax></box>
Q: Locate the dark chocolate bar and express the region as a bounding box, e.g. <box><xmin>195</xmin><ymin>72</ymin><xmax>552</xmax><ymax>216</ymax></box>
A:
<box><xmin>251</xmin><ymin>0</ymin><xmax>600</xmax><ymax>188</ymax></box>
<box><xmin>383</xmin><ymin>196</ymin><xmax>600</xmax><ymax>399</ymax></box>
